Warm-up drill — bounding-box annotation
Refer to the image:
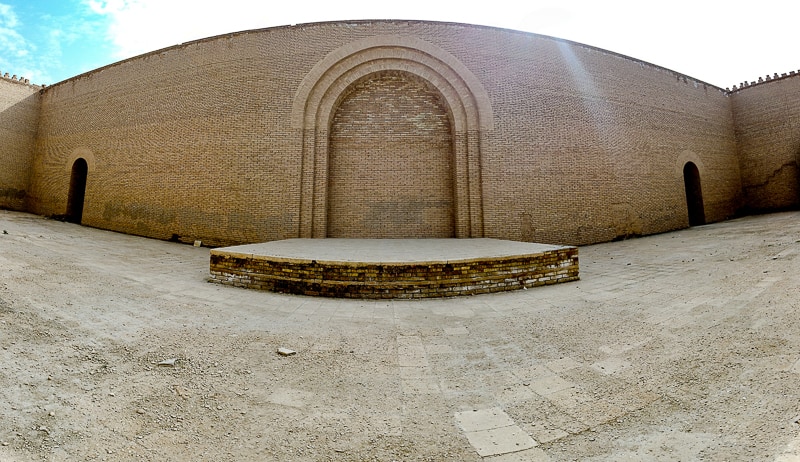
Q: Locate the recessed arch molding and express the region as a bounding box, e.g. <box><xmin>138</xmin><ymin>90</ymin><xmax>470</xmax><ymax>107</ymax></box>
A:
<box><xmin>291</xmin><ymin>35</ymin><xmax>493</xmax><ymax>238</ymax></box>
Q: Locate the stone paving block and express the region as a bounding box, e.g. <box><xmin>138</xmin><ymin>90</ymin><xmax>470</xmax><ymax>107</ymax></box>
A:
<box><xmin>642</xmin><ymin>310</ymin><xmax>676</xmax><ymax>325</ymax></box>
<box><xmin>424</xmin><ymin>339</ymin><xmax>454</xmax><ymax>354</ymax></box>
<box><xmin>528</xmin><ymin>374</ymin><xmax>574</xmax><ymax>396</ymax></box>
<box><xmin>774</xmin><ymin>432</ymin><xmax>800</xmax><ymax>462</ymax></box>
<box><xmin>443</xmin><ymin>326</ymin><xmax>469</xmax><ymax>335</ymax></box>
<box><xmin>764</xmin><ymin>355</ymin><xmax>798</xmax><ymax>372</ymax></box>
<box><xmin>790</xmin><ymin>359</ymin><xmax>800</xmax><ymax>374</ymax></box>
<box><xmin>583</xmin><ymin>289</ymin><xmax>618</xmax><ymax>301</ymax></box>
<box><xmin>462</xmin><ymin>425</ymin><xmax>537</xmax><ymax>457</ymax></box>
<box><xmin>598</xmin><ymin>337</ymin><xmax>652</xmax><ymax>355</ymax></box>
<box><xmin>397</xmin><ymin>354</ymin><xmax>428</xmax><ymax>367</ymax></box>
<box><xmin>456</xmin><ymin>407</ymin><xmax>515</xmax><ymax>432</ymax></box>
<box><xmin>546</xmin><ymin>357</ymin><xmax>581</xmax><ymax>373</ymax></box>
<box><xmin>496</xmin><ymin>383</ymin><xmax>537</xmax><ymax>405</ymax></box>
<box><xmin>523</xmin><ymin>420</ymin><xmax>570</xmax><ymax>444</ymax></box>
<box><xmin>512</xmin><ymin>364</ymin><xmax>555</xmax><ymax>382</ymax></box>
<box><xmin>439</xmin><ymin>376</ymin><xmax>479</xmax><ymax>397</ymax></box>
<box><xmin>397</xmin><ymin>335</ymin><xmax>429</xmax><ymax>367</ymax></box>
<box><xmin>545</xmin><ymin>387</ymin><xmax>594</xmax><ymax>412</ymax></box>
<box><xmin>591</xmin><ymin>357</ymin><xmax>632</xmax><ymax>375</ymax></box>
<box><xmin>483</xmin><ymin>446</ymin><xmax>552</xmax><ymax>461</ymax></box>
<box><xmin>401</xmin><ymin>377</ymin><xmax>440</xmax><ymax>394</ymax></box>
<box><xmin>398</xmin><ymin>366</ymin><xmax>429</xmax><ymax>379</ymax></box>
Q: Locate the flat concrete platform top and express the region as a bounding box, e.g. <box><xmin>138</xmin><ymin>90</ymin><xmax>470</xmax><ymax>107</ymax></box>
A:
<box><xmin>211</xmin><ymin>238</ymin><xmax>571</xmax><ymax>264</ymax></box>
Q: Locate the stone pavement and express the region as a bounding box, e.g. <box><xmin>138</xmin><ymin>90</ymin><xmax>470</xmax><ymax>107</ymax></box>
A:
<box><xmin>1</xmin><ymin>210</ymin><xmax>799</xmax><ymax>460</ymax></box>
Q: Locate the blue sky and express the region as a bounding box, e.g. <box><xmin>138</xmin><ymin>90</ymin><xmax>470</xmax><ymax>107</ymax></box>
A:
<box><xmin>1</xmin><ymin>0</ymin><xmax>797</xmax><ymax>89</ymax></box>
<box><xmin>0</xmin><ymin>1</ymin><xmax>113</xmax><ymax>84</ymax></box>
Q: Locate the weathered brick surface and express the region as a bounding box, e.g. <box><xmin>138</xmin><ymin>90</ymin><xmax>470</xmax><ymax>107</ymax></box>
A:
<box><xmin>0</xmin><ymin>20</ymin><xmax>795</xmax><ymax>245</ymax></box>
<box><xmin>730</xmin><ymin>75</ymin><xmax>800</xmax><ymax>212</ymax></box>
<box><xmin>328</xmin><ymin>71</ymin><xmax>454</xmax><ymax>238</ymax></box>
<box><xmin>209</xmin><ymin>246</ymin><xmax>579</xmax><ymax>299</ymax></box>
<box><xmin>0</xmin><ymin>77</ymin><xmax>40</xmax><ymax>211</ymax></box>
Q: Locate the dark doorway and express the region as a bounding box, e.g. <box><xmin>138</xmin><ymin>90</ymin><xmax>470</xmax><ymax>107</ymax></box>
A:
<box><xmin>683</xmin><ymin>162</ymin><xmax>705</xmax><ymax>226</ymax></box>
<box><xmin>66</xmin><ymin>158</ymin><xmax>88</xmax><ymax>224</ymax></box>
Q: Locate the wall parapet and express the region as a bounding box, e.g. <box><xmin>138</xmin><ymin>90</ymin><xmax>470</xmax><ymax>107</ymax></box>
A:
<box><xmin>727</xmin><ymin>70</ymin><xmax>800</xmax><ymax>93</ymax></box>
<box><xmin>0</xmin><ymin>71</ymin><xmax>42</xmax><ymax>89</ymax></box>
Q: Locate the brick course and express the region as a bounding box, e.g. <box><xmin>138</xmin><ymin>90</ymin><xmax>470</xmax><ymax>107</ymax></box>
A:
<box><xmin>209</xmin><ymin>245</ymin><xmax>579</xmax><ymax>299</ymax></box>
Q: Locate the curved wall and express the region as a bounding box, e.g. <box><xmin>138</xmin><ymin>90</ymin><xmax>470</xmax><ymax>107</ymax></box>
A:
<box><xmin>731</xmin><ymin>76</ymin><xmax>800</xmax><ymax>212</ymax></box>
<box><xmin>16</xmin><ymin>21</ymin><xmax>764</xmax><ymax>245</ymax></box>
<box><xmin>0</xmin><ymin>77</ymin><xmax>40</xmax><ymax>211</ymax></box>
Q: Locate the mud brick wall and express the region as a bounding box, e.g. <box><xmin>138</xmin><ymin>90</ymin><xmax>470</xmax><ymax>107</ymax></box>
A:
<box><xmin>209</xmin><ymin>247</ymin><xmax>579</xmax><ymax>299</ymax></box>
<box><xmin>730</xmin><ymin>75</ymin><xmax>800</xmax><ymax>212</ymax></box>
<box><xmin>328</xmin><ymin>71</ymin><xmax>455</xmax><ymax>238</ymax></box>
<box><xmin>0</xmin><ymin>20</ymin><xmax>794</xmax><ymax>246</ymax></box>
<box><xmin>0</xmin><ymin>76</ymin><xmax>40</xmax><ymax>211</ymax></box>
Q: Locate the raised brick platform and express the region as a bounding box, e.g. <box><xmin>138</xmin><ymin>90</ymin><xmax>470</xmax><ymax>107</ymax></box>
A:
<box><xmin>209</xmin><ymin>239</ymin><xmax>579</xmax><ymax>299</ymax></box>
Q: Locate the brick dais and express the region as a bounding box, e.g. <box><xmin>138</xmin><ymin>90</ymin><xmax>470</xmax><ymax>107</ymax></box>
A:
<box><xmin>209</xmin><ymin>238</ymin><xmax>579</xmax><ymax>299</ymax></box>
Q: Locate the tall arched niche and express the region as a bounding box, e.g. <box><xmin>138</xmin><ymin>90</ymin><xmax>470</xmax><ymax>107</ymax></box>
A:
<box><xmin>291</xmin><ymin>35</ymin><xmax>493</xmax><ymax>238</ymax></box>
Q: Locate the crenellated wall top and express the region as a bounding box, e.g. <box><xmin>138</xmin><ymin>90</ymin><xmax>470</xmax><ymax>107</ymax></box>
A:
<box><xmin>727</xmin><ymin>70</ymin><xmax>800</xmax><ymax>93</ymax></box>
<box><xmin>0</xmin><ymin>71</ymin><xmax>40</xmax><ymax>88</ymax></box>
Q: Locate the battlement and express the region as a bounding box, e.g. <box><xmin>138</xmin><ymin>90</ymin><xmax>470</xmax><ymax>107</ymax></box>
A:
<box><xmin>0</xmin><ymin>71</ymin><xmax>40</xmax><ymax>88</ymax></box>
<box><xmin>727</xmin><ymin>70</ymin><xmax>800</xmax><ymax>93</ymax></box>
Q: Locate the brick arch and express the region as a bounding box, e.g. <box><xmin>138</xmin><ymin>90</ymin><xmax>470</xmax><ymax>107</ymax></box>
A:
<box><xmin>292</xmin><ymin>35</ymin><xmax>492</xmax><ymax>238</ymax></box>
<box><xmin>675</xmin><ymin>150</ymin><xmax>704</xmax><ymax>177</ymax></box>
<box><xmin>65</xmin><ymin>147</ymin><xmax>97</xmax><ymax>173</ymax></box>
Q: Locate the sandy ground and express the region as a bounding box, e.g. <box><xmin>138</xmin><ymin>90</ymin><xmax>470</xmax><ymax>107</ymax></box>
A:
<box><xmin>0</xmin><ymin>209</ymin><xmax>799</xmax><ymax>461</ymax></box>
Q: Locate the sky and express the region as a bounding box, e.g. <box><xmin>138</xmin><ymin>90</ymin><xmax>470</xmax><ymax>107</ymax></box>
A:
<box><xmin>0</xmin><ymin>0</ymin><xmax>796</xmax><ymax>89</ymax></box>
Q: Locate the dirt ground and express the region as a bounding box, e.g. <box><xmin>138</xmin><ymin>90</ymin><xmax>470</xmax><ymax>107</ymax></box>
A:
<box><xmin>0</xmin><ymin>209</ymin><xmax>799</xmax><ymax>461</ymax></box>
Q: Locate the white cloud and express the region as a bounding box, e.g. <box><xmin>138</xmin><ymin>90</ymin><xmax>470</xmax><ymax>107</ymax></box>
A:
<box><xmin>84</xmin><ymin>0</ymin><xmax>300</xmax><ymax>59</ymax></box>
<box><xmin>82</xmin><ymin>0</ymin><xmax>575</xmax><ymax>60</ymax></box>
<box><xmin>0</xmin><ymin>2</ymin><xmax>41</xmax><ymax>81</ymax></box>
<box><xmin>59</xmin><ymin>0</ymin><xmax>800</xmax><ymax>88</ymax></box>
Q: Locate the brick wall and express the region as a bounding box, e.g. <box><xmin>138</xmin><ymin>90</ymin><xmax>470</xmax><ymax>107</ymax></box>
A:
<box><xmin>731</xmin><ymin>75</ymin><xmax>800</xmax><ymax>212</ymax></box>
<box><xmin>0</xmin><ymin>77</ymin><xmax>40</xmax><ymax>211</ymax></box>
<box><xmin>328</xmin><ymin>71</ymin><xmax>455</xmax><ymax>238</ymax></box>
<box><xmin>209</xmin><ymin>245</ymin><xmax>579</xmax><ymax>298</ymax></box>
<box><xmin>19</xmin><ymin>21</ymin><xmax>759</xmax><ymax>246</ymax></box>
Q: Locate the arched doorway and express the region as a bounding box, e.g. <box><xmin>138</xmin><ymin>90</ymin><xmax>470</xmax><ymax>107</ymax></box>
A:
<box><xmin>327</xmin><ymin>71</ymin><xmax>455</xmax><ymax>238</ymax></box>
<box><xmin>66</xmin><ymin>158</ymin><xmax>88</xmax><ymax>224</ymax></box>
<box><xmin>683</xmin><ymin>162</ymin><xmax>705</xmax><ymax>226</ymax></box>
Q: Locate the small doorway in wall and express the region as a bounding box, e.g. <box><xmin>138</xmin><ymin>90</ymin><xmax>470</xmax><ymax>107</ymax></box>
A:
<box><xmin>683</xmin><ymin>161</ymin><xmax>705</xmax><ymax>226</ymax></box>
<box><xmin>66</xmin><ymin>158</ymin><xmax>88</xmax><ymax>224</ymax></box>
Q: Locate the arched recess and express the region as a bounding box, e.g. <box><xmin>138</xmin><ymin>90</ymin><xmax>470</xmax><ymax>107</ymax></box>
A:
<box><xmin>683</xmin><ymin>162</ymin><xmax>706</xmax><ymax>226</ymax></box>
<box><xmin>327</xmin><ymin>70</ymin><xmax>455</xmax><ymax>238</ymax></box>
<box><xmin>291</xmin><ymin>35</ymin><xmax>493</xmax><ymax>238</ymax></box>
<box><xmin>66</xmin><ymin>158</ymin><xmax>88</xmax><ymax>224</ymax></box>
